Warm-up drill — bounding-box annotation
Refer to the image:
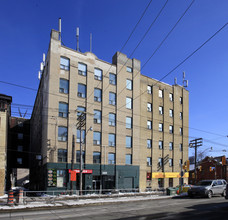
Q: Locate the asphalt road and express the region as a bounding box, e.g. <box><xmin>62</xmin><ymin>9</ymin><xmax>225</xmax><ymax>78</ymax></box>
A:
<box><xmin>1</xmin><ymin>196</ymin><xmax>228</xmax><ymax>219</ymax></box>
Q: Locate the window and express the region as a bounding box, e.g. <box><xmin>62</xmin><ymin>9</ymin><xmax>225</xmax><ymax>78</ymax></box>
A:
<box><xmin>17</xmin><ymin>158</ymin><xmax>22</xmax><ymax>165</ymax></box>
<box><xmin>169</xmin><ymin>125</ymin><xmax>173</xmax><ymax>134</ymax></box>
<box><xmin>169</xmin><ymin>178</ymin><xmax>173</xmax><ymax>187</ymax></box>
<box><xmin>59</xmin><ymin>78</ymin><xmax>69</xmax><ymax>94</ymax></box>
<box><xmin>147</xmin><ymin>139</ymin><xmax>152</xmax><ymax>148</ymax></box>
<box><xmin>126</xmin><ymin>154</ymin><xmax>132</xmax><ymax>165</ymax></box>
<box><xmin>158</xmin><ymin>158</ymin><xmax>163</xmax><ymax>167</ymax></box>
<box><xmin>109</xmin><ymin>113</ymin><xmax>116</xmax><ymax>126</ymax></box>
<box><xmin>126</xmin><ymin>97</ymin><xmax>132</xmax><ymax>109</ymax></box>
<box><xmin>158</xmin><ymin>178</ymin><xmax>164</xmax><ymax>188</ymax></box>
<box><xmin>147</xmin><ymin>120</ymin><xmax>152</xmax><ymax>129</ymax></box>
<box><xmin>93</xmin><ymin>152</ymin><xmax>101</xmax><ymax>164</ymax></box>
<box><xmin>76</xmin><ymin>150</ymin><xmax>85</xmax><ymax>163</ymax></box>
<box><xmin>159</xmin><ymin>106</ymin><xmax>163</xmax><ymax>115</ymax></box>
<box><xmin>179</xmin><ymin>144</ymin><xmax>183</xmax><ymax>151</ymax></box>
<box><xmin>58</xmin><ymin>149</ymin><xmax>67</xmax><ymax>162</ymax></box>
<box><xmin>60</xmin><ymin>57</ymin><xmax>70</xmax><ymax>70</ymax></box>
<box><xmin>18</xmin><ymin>133</ymin><xmax>23</xmax><ymax>140</ymax></box>
<box><xmin>169</xmin><ymin>109</ymin><xmax>173</xmax><ymax>118</ymax></box>
<box><xmin>179</xmin><ymin>159</ymin><xmax>183</xmax><ymax>166</ymax></box>
<box><xmin>159</xmin><ymin>140</ymin><xmax>163</xmax><ymax>149</ymax></box>
<box><xmin>159</xmin><ymin>89</ymin><xmax>163</xmax><ymax>98</ymax></box>
<box><xmin>109</xmin><ymin>134</ymin><xmax>116</xmax><ymax>147</ymax></box>
<box><xmin>78</xmin><ymin>63</ymin><xmax>87</xmax><ymax>76</ymax></box>
<box><xmin>169</xmin><ymin>159</ymin><xmax>173</xmax><ymax>167</ymax></box>
<box><xmin>126</xmin><ymin>136</ymin><xmax>132</xmax><ymax>148</ymax></box>
<box><xmin>94</xmin><ymin>68</ymin><xmax>102</xmax><ymax>80</ymax></box>
<box><xmin>126</xmin><ymin>66</ymin><xmax>132</xmax><ymax>73</ymax></box>
<box><xmin>57</xmin><ymin>170</ymin><xmax>67</xmax><ymax>187</ymax></box>
<box><xmin>58</xmin><ymin>126</ymin><xmax>67</xmax><ymax>141</ymax></box>
<box><xmin>17</xmin><ymin>145</ymin><xmax>23</xmax><ymax>152</ymax></box>
<box><xmin>78</xmin><ymin>83</ymin><xmax>86</xmax><ymax>98</ymax></box>
<box><xmin>94</xmin><ymin>88</ymin><xmax>102</xmax><ymax>102</ymax></box>
<box><xmin>109</xmin><ymin>92</ymin><xmax>116</xmax><ymax>105</ymax></box>
<box><xmin>180</xmin><ymin>127</ymin><xmax>183</xmax><ymax>135</ymax></box>
<box><xmin>180</xmin><ymin>112</ymin><xmax>183</xmax><ymax>120</ymax></box>
<box><xmin>108</xmin><ymin>153</ymin><xmax>115</xmax><ymax>164</ymax></box>
<box><xmin>169</xmin><ymin>142</ymin><xmax>173</xmax><ymax>151</ymax></box>
<box><xmin>126</xmin><ymin>79</ymin><xmax>132</xmax><ymax>90</ymax></box>
<box><xmin>93</xmin><ymin>131</ymin><xmax>101</xmax><ymax>145</ymax></box>
<box><xmin>159</xmin><ymin>123</ymin><xmax>163</xmax><ymax>132</ymax></box>
<box><xmin>77</xmin><ymin>106</ymin><xmax>86</xmax><ymax>116</ymax></box>
<box><xmin>76</xmin><ymin>129</ymin><xmax>85</xmax><ymax>143</ymax></box>
<box><xmin>147</xmin><ymin>103</ymin><xmax>152</xmax><ymax>112</ymax></box>
<box><xmin>169</xmin><ymin>93</ymin><xmax>173</xmax><ymax>101</ymax></box>
<box><xmin>126</xmin><ymin>117</ymin><xmax>132</xmax><ymax>129</ymax></box>
<box><xmin>109</xmin><ymin>73</ymin><xmax>116</xmax><ymax>85</ymax></box>
<box><xmin>147</xmin><ymin>172</ymin><xmax>151</xmax><ymax>181</ymax></box>
<box><xmin>59</xmin><ymin>102</ymin><xmax>68</xmax><ymax>118</ymax></box>
<box><xmin>94</xmin><ymin>110</ymin><xmax>101</xmax><ymax>124</ymax></box>
<box><xmin>147</xmin><ymin>85</ymin><xmax>152</xmax><ymax>94</ymax></box>
<box><xmin>147</xmin><ymin>157</ymin><xmax>152</xmax><ymax>166</ymax></box>
<box><xmin>180</xmin><ymin>97</ymin><xmax>183</xmax><ymax>104</ymax></box>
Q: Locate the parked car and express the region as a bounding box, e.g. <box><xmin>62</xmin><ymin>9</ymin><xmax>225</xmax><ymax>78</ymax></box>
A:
<box><xmin>188</xmin><ymin>179</ymin><xmax>226</xmax><ymax>198</ymax></box>
<box><xmin>225</xmin><ymin>183</ymin><xmax>228</xmax><ymax>199</ymax></box>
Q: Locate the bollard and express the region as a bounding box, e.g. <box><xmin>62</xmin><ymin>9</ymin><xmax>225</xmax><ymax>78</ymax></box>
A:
<box><xmin>7</xmin><ymin>190</ymin><xmax>14</xmax><ymax>206</ymax></box>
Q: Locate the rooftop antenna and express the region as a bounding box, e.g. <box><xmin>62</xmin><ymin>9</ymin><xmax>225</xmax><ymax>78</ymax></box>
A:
<box><xmin>76</xmin><ymin>27</ymin><xmax>79</xmax><ymax>51</ymax></box>
<box><xmin>90</xmin><ymin>33</ymin><xmax>92</xmax><ymax>52</ymax></box>
<box><xmin>174</xmin><ymin>77</ymin><xmax>177</xmax><ymax>85</ymax></box>
<box><xmin>183</xmin><ymin>71</ymin><xmax>188</xmax><ymax>88</ymax></box>
<box><xmin>59</xmin><ymin>18</ymin><xmax>62</xmax><ymax>42</ymax></box>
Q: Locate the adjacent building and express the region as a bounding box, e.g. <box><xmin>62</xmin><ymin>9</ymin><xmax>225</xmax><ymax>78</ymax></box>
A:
<box><xmin>30</xmin><ymin>29</ymin><xmax>189</xmax><ymax>192</ymax></box>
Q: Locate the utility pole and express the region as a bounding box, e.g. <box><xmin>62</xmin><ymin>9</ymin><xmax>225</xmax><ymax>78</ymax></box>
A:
<box><xmin>189</xmin><ymin>138</ymin><xmax>203</xmax><ymax>184</ymax></box>
<box><xmin>70</xmin><ymin>134</ymin><xmax>75</xmax><ymax>194</ymax></box>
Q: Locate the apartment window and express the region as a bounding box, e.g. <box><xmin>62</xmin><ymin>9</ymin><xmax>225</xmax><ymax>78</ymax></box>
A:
<box><xmin>179</xmin><ymin>143</ymin><xmax>183</xmax><ymax>151</ymax></box>
<box><xmin>126</xmin><ymin>66</ymin><xmax>132</xmax><ymax>73</ymax></box>
<box><xmin>94</xmin><ymin>88</ymin><xmax>102</xmax><ymax>102</ymax></box>
<box><xmin>77</xmin><ymin>106</ymin><xmax>86</xmax><ymax>116</ymax></box>
<box><xmin>76</xmin><ymin>129</ymin><xmax>85</xmax><ymax>143</ymax></box>
<box><xmin>159</xmin><ymin>106</ymin><xmax>163</xmax><ymax>115</ymax></box>
<box><xmin>109</xmin><ymin>134</ymin><xmax>116</xmax><ymax>147</ymax></box>
<box><xmin>158</xmin><ymin>158</ymin><xmax>163</xmax><ymax>167</ymax></box>
<box><xmin>78</xmin><ymin>83</ymin><xmax>86</xmax><ymax>98</ymax></box>
<box><xmin>59</xmin><ymin>78</ymin><xmax>69</xmax><ymax>94</ymax></box>
<box><xmin>180</xmin><ymin>97</ymin><xmax>183</xmax><ymax>104</ymax></box>
<box><xmin>59</xmin><ymin>102</ymin><xmax>68</xmax><ymax>118</ymax></box>
<box><xmin>126</xmin><ymin>97</ymin><xmax>132</xmax><ymax>109</ymax></box>
<box><xmin>94</xmin><ymin>110</ymin><xmax>101</xmax><ymax>124</ymax></box>
<box><xmin>126</xmin><ymin>79</ymin><xmax>132</xmax><ymax>90</ymax></box>
<box><xmin>159</xmin><ymin>89</ymin><xmax>163</xmax><ymax>98</ymax></box>
<box><xmin>126</xmin><ymin>136</ymin><xmax>132</xmax><ymax>148</ymax></box>
<box><xmin>147</xmin><ymin>85</ymin><xmax>152</xmax><ymax>94</ymax></box>
<box><xmin>169</xmin><ymin>93</ymin><xmax>173</xmax><ymax>101</ymax></box>
<box><xmin>93</xmin><ymin>131</ymin><xmax>101</xmax><ymax>145</ymax></box>
<box><xmin>109</xmin><ymin>113</ymin><xmax>116</xmax><ymax>126</ymax></box>
<box><xmin>169</xmin><ymin>159</ymin><xmax>173</xmax><ymax>167</ymax></box>
<box><xmin>18</xmin><ymin>133</ymin><xmax>23</xmax><ymax>140</ymax></box>
<box><xmin>169</xmin><ymin>109</ymin><xmax>173</xmax><ymax>118</ymax></box>
<box><xmin>159</xmin><ymin>123</ymin><xmax>163</xmax><ymax>132</ymax></box>
<box><xmin>179</xmin><ymin>159</ymin><xmax>183</xmax><ymax>166</ymax></box>
<box><xmin>93</xmin><ymin>152</ymin><xmax>101</xmax><ymax>164</ymax></box>
<box><xmin>78</xmin><ymin>63</ymin><xmax>87</xmax><ymax>76</ymax></box>
<box><xmin>180</xmin><ymin>112</ymin><xmax>183</xmax><ymax>120</ymax></box>
<box><xmin>17</xmin><ymin>158</ymin><xmax>22</xmax><ymax>165</ymax></box>
<box><xmin>180</xmin><ymin>127</ymin><xmax>183</xmax><ymax>135</ymax></box>
<box><xmin>58</xmin><ymin>149</ymin><xmax>67</xmax><ymax>162</ymax></box>
<box><xmin>147</xmin><ymin>103</ymin><xmax>152</xmax><ymax>112</ymax></box>
<box><xmin>94</xmin><ymin>68</ymin><xmax>102</xmax><ymax>80</ymax></box>
<box><xmin>109</xmin><ymin>92</ymin><xmax>116</xmax><ymax>105</ymax></box>
<box><xmin>147</xmin><ymin>172</ymin><xmax>151</xmax><ymax>181</ymax></box>
<box><xmin>169</xmin><ymin>125</ymin><xmax>173</xmax><ymax>134</ymax></box>
<box><xmin>125</xmin><ymin>154</ymin><xmax>132</xmax><ymax>165</ymax></box>
<box><xmin>126</xmin><ymin>117</ymin><xmax>132</xmax><ymax>129</ymax></box>
<box><xmin>60</xmin><ymin>57</ymin><xmax>70</xmax><ymax>70</ymax></box>
<box><xmin>159</xmin><ymin>140</ymin><xmax>163</xmax><ymax>149</ymax></box>
<box><xmin>17</xmin><ymin>145</ymin><xmax>23</xmax><ymax>152</ymax></box>
<box><xmin>108</xmin><ymin>153</ymin><xmax>115</xmax><ymax>164</ymax></box>
<box><xmin>147</xmin><ymin>157</ymin><xmax>152</xmax><ymax>166</ymax></box>
<box><xmin>76</xmin><ymin>150</ymin><xmax>85</xmax><ymax>164</ymax></box>
<box><xmin>147</xmin><ymin>139</ymin><xmax>152</xmax><ymax>148</ymax></box>
<box><xmin>147</xmin><ymin>120</ymin><xmax>152</xmax><ymax>129</ymax></box>
<box><xmin>169</xmin><ymin>142</ymin><xmax>173</xmax><ymax>151</ymax></box>
<box><xmin>58</xmin><ymin>126</ymin><xmax>68</xmax><ymax>141</ymax></box>
<box><xmin>109</xmin><ymin>73</ymin><xmax>116</xmax><ymax>85</ymax></box>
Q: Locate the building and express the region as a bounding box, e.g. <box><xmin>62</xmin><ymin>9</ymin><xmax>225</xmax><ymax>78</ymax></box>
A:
<box><xmin>30</xmin><ymin>29</ymin><xmax>189</xmax><ymax>192</ymax></box>
<box><xmin>0</xmin><ymin>94</ymin><xmax>12</xmax><ymax>195</ymax></box>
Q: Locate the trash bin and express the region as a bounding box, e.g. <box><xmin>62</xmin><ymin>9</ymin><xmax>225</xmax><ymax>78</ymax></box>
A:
<box><xmin>166</xmin><ymin>187</ymin><xmax>177</xmax><ymax>196</ymax></box>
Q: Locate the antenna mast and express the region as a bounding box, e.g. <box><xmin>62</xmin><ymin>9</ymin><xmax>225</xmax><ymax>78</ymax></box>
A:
<box><xmin>90</xmin><ymin>33</ymin><xmax>92</xmax><ymax>52</ymax></box>
<box><xmin>76</xmin><ymin>27</ymin><xmax>79</xmax><ymax>51</ymax></box>
<box><xmin>59</xmin><ymin>18</ymin><xmax>62</xmax><ymax>42</ymax></box>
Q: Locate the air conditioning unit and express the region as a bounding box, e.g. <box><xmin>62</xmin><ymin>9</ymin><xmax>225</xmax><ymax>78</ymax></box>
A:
<box><xmin>59</xmin><ymin>88</ymin><xmax>64</xmax><ymax>93</ymax></box>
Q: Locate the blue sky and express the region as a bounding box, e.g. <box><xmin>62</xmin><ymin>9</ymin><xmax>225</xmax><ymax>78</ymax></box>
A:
<box><xmin>0</xmin><ymin>0</ymin><xmax>228</xmax><ymax>158</ymax></box>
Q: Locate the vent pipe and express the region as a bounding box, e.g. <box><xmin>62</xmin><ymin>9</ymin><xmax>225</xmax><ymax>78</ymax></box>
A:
<box><xmin>76</xmin><ymin>27</ymin><xmax>79</xmax><ymax>51</ymax></box>
<box><xmin>90</xmin><ymin>33</ymin><xmax>92</xmax><ymax>52</ymax></box>
<box><xmin>59</xmin><ymin>18</ymin><xmax>62</xmax><ymax>42</ymax></box>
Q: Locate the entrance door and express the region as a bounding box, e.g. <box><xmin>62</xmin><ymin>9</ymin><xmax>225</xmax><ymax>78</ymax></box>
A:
<box><xmin>124</xmin><ymin>177</ymin><xmax>134</xmax><ymax>189</ymax></box>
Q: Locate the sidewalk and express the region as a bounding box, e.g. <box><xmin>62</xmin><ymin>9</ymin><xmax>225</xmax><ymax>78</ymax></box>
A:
<box><xmin>0</xmin><ymin>192</ymin><xmax>179</xmax><ymax>212</ymax></box>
